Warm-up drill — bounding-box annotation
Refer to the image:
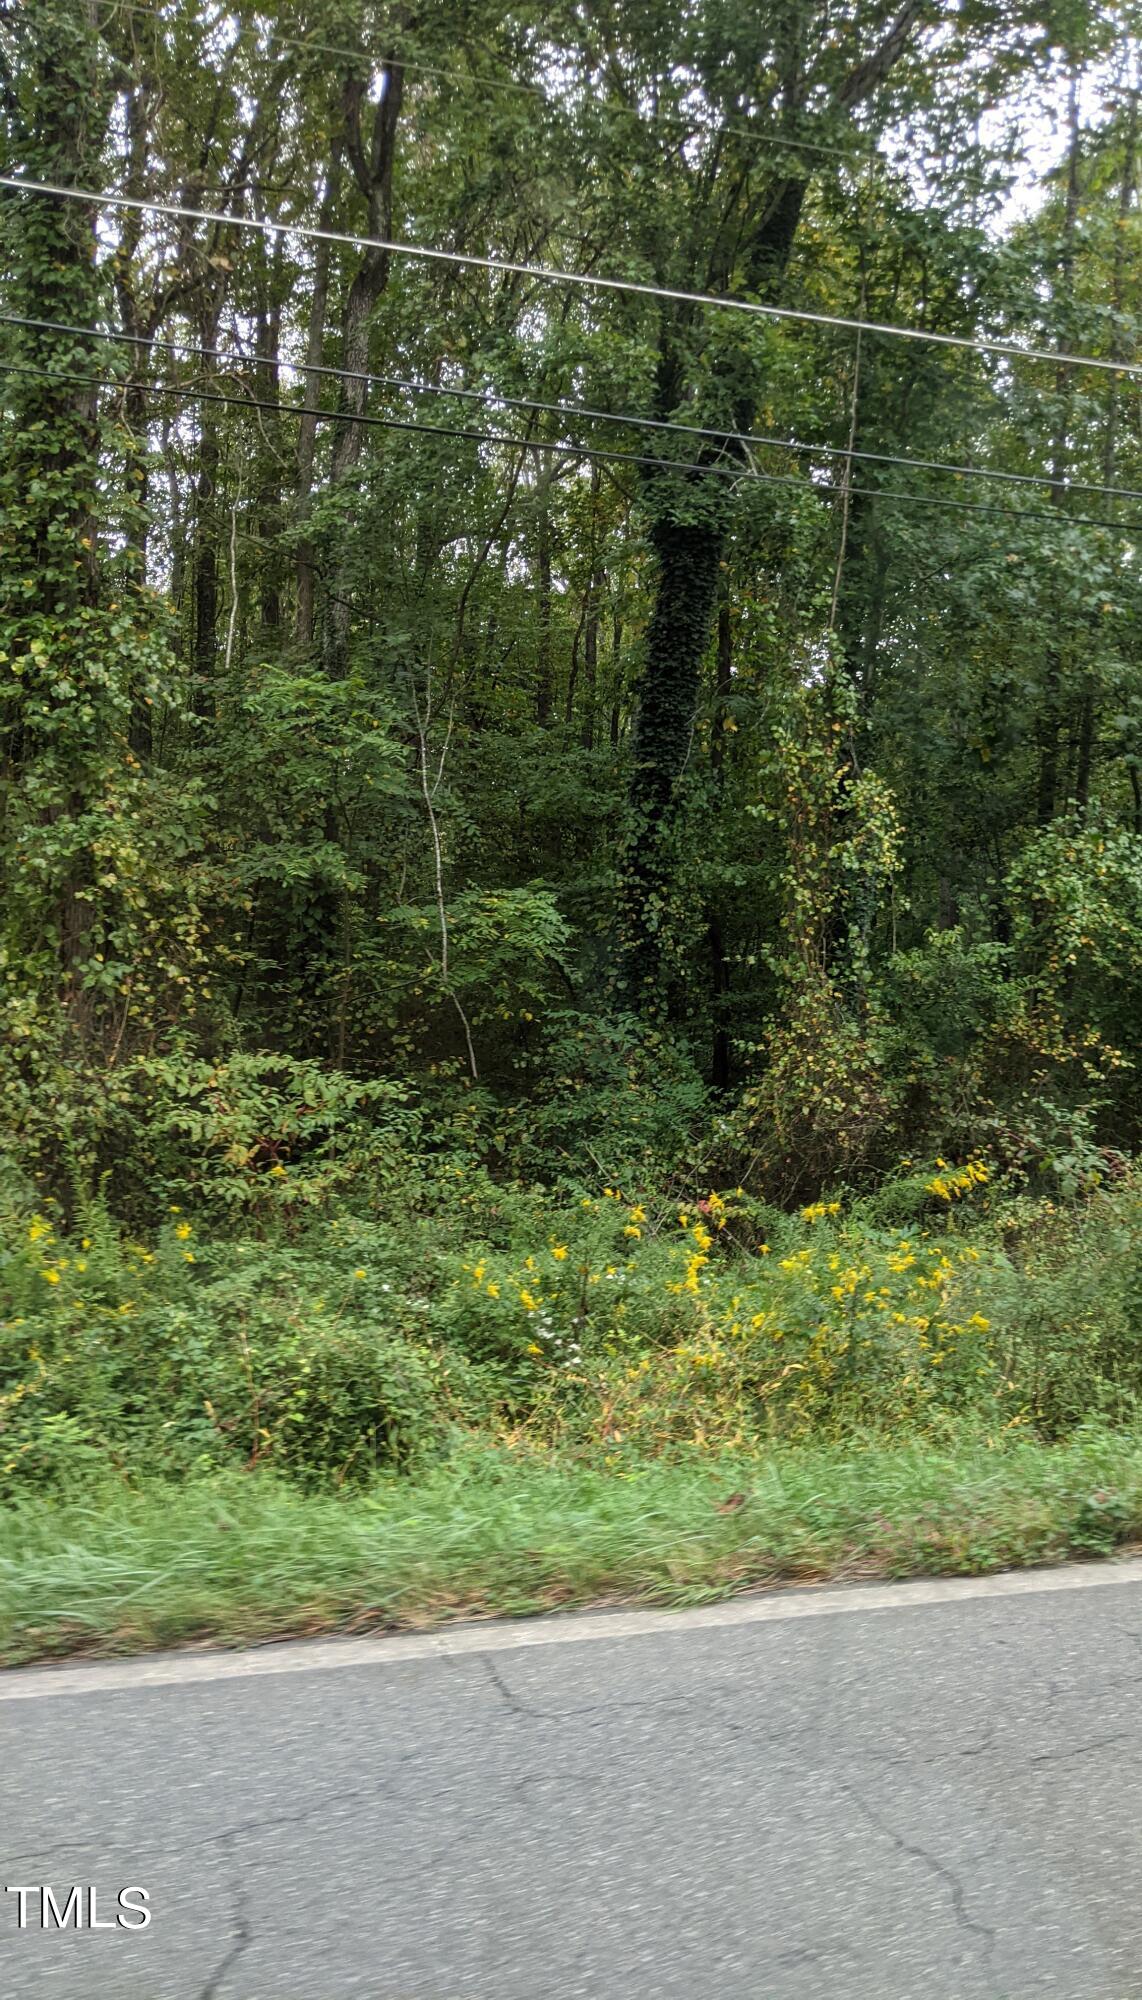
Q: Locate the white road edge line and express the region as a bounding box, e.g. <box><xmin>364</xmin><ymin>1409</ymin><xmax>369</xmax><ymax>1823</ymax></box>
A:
<box><xmin>4</xmin><ymin>1556</ymin><xmax>1142</xmax><ymax>1701</ymax></box>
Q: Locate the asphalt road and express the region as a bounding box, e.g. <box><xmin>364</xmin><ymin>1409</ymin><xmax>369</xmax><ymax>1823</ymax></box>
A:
<box><xmin>4</xmin><ymin>1562</ymin><xmax>1142</xmax><ymax>2000</ymax></box>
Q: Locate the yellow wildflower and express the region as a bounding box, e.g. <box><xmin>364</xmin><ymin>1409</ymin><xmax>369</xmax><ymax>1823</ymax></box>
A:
<box><xmin>682</xmin><ymin>1251</ymin><xmax>707</xmax><ymax>1293</ymax></box>
<box><xmin>551</xmin><ymin>1244</ymin><xmax>569</xmax><ymax>1261</ymax></box>
<box><xmin>175</xmin><ymin>1221</ymin><xmax>192</xmax><ymax>1241</ymax></box>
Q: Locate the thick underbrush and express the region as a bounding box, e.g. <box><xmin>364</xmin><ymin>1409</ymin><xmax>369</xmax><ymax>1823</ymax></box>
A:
<box><xmin>3</xmin><ymin>1157</ymin><xmax>1141</xmax><ymax>1661</ymax></box>
<box><xmin>4</xmin><ymin>1159</ymin><xmax>1141</xmax><ymax>1493</ymax></box>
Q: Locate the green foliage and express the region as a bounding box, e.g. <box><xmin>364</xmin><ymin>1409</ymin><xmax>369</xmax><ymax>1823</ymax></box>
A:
<box><xmin>97</xmin><ymin>1052</ymin><xmax>421</xmax><ymax>1220</ymax></box>
<box><xmin>5</xmin><ymin>1169</ymin><xmax>1142</xmax><ymax>1504</ymax></box>
<box><xmin>5</xmin><ymin>0</ymin><xmax>1142</xmax><ymax>1174</ymax></box>
<box><xmin>6</xmin><ymin>0</ymin><xmax>1142</xmax><ymax>1628</ymax></box>
<box><xmin>0</xmin><ymin>1205</ymin><xmax>484</xmax><ymax>1494</ymax></box>
<box><xmin>501</xmin><ymin>1009</ymin><xmax>710</xmax><ymax>1185</ymax></box>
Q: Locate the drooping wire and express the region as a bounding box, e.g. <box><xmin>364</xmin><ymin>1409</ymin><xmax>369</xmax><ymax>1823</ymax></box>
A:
<box><xmin>3</xmin><ymin>310</ymin><xmax>1139</xmax><ymax>506</ymax></box>
<box><xmin>1</xmin><ymin>356</ymin><xmax>1139</xmax><ymax>533</ymax></box>
<box><xmin>2</xmin><ymin>174</ymin><xmax>1140</xmax><ymax>382</ymax></box>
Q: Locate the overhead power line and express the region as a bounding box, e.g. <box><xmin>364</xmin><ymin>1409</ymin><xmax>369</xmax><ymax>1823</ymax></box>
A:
<box><xmin>2</xmin><ymin>174</ymin><xmax>1140</xmax><ymax>382</ymax></box>
<box><xmin>99</xmin><ymin>0</ymin><xmax>878</xmax><ymax>164</ymax></box>
<box><xmin>1</xmin><ymin>356</ymin><xmax>1139</xmax><ymax>535</ymax></box>
<box><xmin>5</xmin><ymin>309</ymin><xmax>1142</xmax><ymax>507</ymax></box>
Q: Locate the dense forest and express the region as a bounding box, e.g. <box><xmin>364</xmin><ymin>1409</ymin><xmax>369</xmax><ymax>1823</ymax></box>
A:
<box><xmin>4</xmin><ymin>3</ymin><xmax>1142</xmax><ymax>1640</ymax></box>
<box><xmin>2</xmin><ymin>0</ymin><xmax>1140</xmax><ymax>1193</ymax></box>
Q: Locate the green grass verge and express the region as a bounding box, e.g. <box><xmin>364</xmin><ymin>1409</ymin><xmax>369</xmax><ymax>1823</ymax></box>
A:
<box><xmin>3</xmin><ymin>1427</ymin><xmax>1142</xmax><ymax>1666</ymax></box>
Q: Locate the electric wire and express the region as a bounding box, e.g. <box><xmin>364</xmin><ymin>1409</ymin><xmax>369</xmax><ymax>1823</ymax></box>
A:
<box><xmin>3</xmin><ymin>174</ymin><xmax>1139</xmax><ymax>382</ymax></box>
<box><xmin>4</xmin><ymin>309</ymin><xmax>1140</xmax><ymax>505</ymax></box>
<box><xmin>1</xmin><ymin>356</ymin><xmax>1139</xmax><ymax>534</ymax></box>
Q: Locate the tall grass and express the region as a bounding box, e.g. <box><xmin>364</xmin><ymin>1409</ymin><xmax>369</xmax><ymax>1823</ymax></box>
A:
<box><xmin>3</xmin><ymin>1427</ymin><xmax>1141</xmax><ymax>1664</ymax></box>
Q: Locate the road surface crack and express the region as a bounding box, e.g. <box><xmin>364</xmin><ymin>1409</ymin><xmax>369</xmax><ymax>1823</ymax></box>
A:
<box><xmin>1028</xmin><ymin>1731</ymin><xmax>1132</xmax><ymax>1766</ymax></box>
<box><xmin>959</xmin><ymin>1721</ymin><xmax>997</xmax><ymax>1760</ymax></box>
<box><xmin>477</xmin><ymin>1651</ymin><xmax>713</xmax><ymax>1730</ymax></box>
<box><xmin>480</xmin><ymin>1653</ymin><xmax>545</xmax><ymax>1720</ymax></box>
<box><xmin>836</xmin><ymin>1779</ymin><xmax>997</xmax><ymax>1978</ymax></box>
<box><xmin>195</xmin><ymin>1834</ymin><xmax>252</xmax><ymax>2000</ymax></box>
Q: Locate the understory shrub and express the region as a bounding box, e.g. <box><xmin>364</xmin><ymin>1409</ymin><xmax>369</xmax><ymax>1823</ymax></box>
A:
<box><xmin>3</xmin><ymin>1162</ymin><xmax>1140</xmax><ymax>1499</ymax></box>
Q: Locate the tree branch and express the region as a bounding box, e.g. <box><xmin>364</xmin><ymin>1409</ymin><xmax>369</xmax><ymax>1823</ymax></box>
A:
<box><xmin>837</xmin><ymin>0</ymin><xmax>928</xmax><ymax>110</ymax></box>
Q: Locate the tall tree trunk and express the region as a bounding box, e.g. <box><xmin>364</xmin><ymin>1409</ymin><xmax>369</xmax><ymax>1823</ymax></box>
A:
<box><xmin>0</xmin><ymin>0</ymin><xmax>112</xmax><ymax>1023</ymax></box>
<box><xmin>1103</xmin><ymin>85</ymin><xmax>1137</xmax><ymax>820</ymax></box>
<box><xmin>581</xmin><ymin>578</ymin><xmax>600</xmax><ymax>750</ymax></box>
<box><xmin>620</xmin><ymin>513</ymin><xmax>725</xmax><ymax>993</ymax></box>
<box><xmin>295</xmin><ymin>151</ymin><xmax>342</xmax><ymax>649</ymax></box>
<box><xmin>192</xmin><ymin>303</ymin><xmax>223</xmax><ymax>715</ymax></box>
<box><xmin>580</xmin><ymin>466</ymin><xmax>603</xmax><ymax>749</ymax></box>
<box><xmin>323</xmin><ymin>63</ymin><xmax>404</xmax><ymax>680</ymax></box>
<box><xmin>113</xmin><ymin>71</ymin><xmax>160</xmax><ymax>755</ymax></box>
<box><xmin>536</xmin><ymin>469</ymin><xmax>555</xmax><ymax>726</ymax></box>
<box><xmin>1036</xmin><ymin>71</ymin><xmax>1081</xmax><ymax>827</ymax></box>
<box><xmin>610</xmin><ymin>610</ymin><xmax>624</xmax><ymax>745</ymax></box>
<box><xmin>252</xmin><ymin>184</ymin><xmax>285</xmax><ymax>633</ymax></box>
<box><xmin>708</xmin><ymin>590</ymin><xmax>735</xmax><ymax>1087</ymax></box>
<box><xmin>620</xmin><ymin>182</ymin><xmax>805</xmax><ymax>997</ymax></box>
<box><xmin>616</xmin><ymin>3</ymin><xmax>925</xmax><ymax>1000</ymax></box>
<box><xmin>113</xmin><ymin>70</ymin><xmax>158</xmax><ymax>583</ymax></box>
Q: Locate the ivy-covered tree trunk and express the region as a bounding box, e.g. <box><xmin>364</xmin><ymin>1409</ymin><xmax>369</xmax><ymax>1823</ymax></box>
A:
<box><xmin>617</xmin><ymin>1</ymin><xmax>926</xmax><ymax>1002</ymax></box>
<box><xmin>2</xmin><ymin>0</ymin><xmax>204</xmax><ymax>1124</ymax></box>
<box><xmin>619</xmin><ymin>181</ymin><xmax>806</xmax><ymax>1001</ymax></box>
<box><xmin>707</xmin><ymin>590</ymin><xmax>735</xmax><ymax>1088</ymax></box>
<box><xmin>0</xmin><ymin>0</ymin><xmax>111</xmax><ymax>1019</ymax></box>
<box><xmin>620</xmin><ymin>513</ymin><xmax>724</xmax><ymax>994</ymax></box>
